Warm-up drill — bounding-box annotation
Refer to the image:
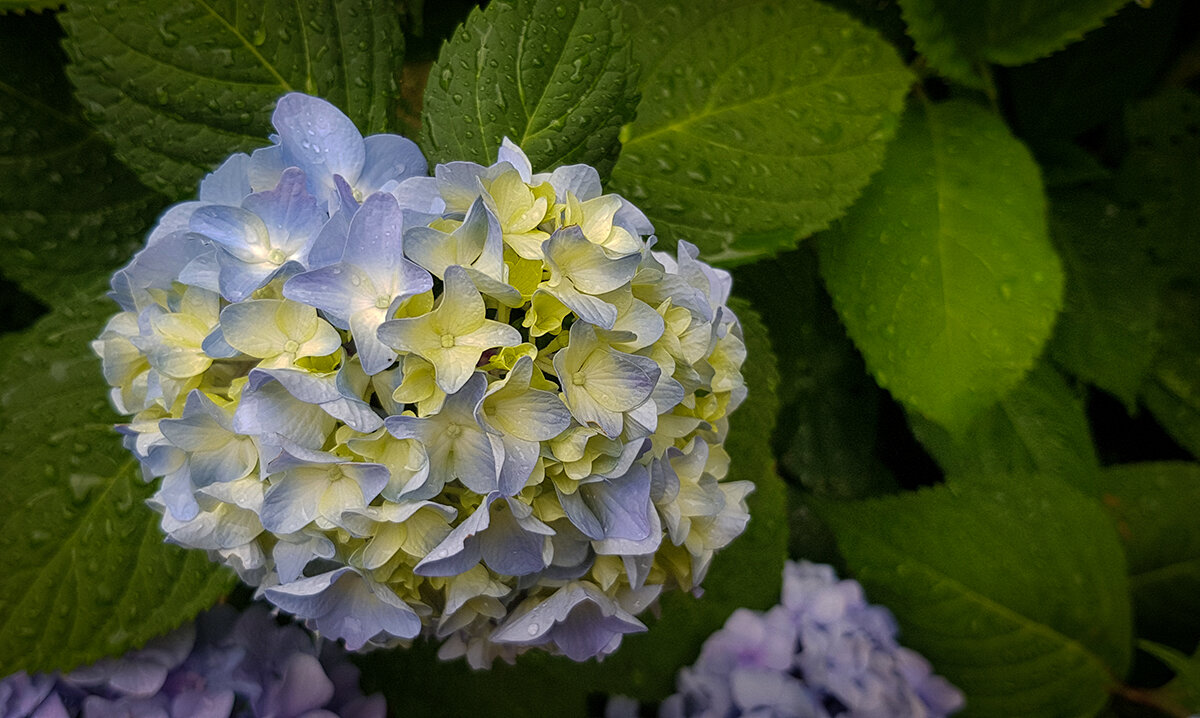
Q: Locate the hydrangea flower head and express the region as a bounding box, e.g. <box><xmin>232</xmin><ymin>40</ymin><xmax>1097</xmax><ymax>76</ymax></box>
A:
<box><xmin>609</xmin><ymin>561</ymin><xmax>965</xmax><ymax>718</ymax></box>
<box><xmin>95</xmin><ymin>92</ymin><xmax>750</xmax><ymax>665</ymax></box>
<box><xmin>0</xmin><ymin>604</ymin><xmax>384</xmax><ymax>718</ymax></box>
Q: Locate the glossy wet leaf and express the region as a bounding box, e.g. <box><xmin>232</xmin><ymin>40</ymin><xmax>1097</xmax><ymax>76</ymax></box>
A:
<box><xmin>422</xmin><ymin>0</ymin><xmax>637</xmax><ymax>178</ymax></box>
<box><xmin>0</xmin><ymin>13</ymin><xmax>163</xmax><ymax>306</ymax></box>
<box><xmin>0</xmin><ymin>283</ymin><xmax>236</xmax><ymax>675</ymax></box>
<box><xmin>60</xmin><ymin>0</ymin><xmax>403</xmax><ymax>198</ymax></box>
<box><xmin>821</xmin><ymin>473</ymin><xmax>1132</xmax><ymax>718</ymax></box>
<box><xmin>819</xmin><ymin>99</ymin><xmax>1064</xmax><ymax>434</ymax></box>
<box><xmin>909</xmin><ymin>362</ymin><xmax>1099</xmax><ymax>493</ymax></box>
<box><xmin>609</xmin><ymin>0</ymin><xmax>911</xmax><ymax>265</ymax></box>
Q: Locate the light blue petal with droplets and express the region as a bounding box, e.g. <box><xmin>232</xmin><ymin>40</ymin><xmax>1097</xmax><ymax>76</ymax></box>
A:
<box><xmin>273</xmin><ymin>93</ymin><xmax>366</xmax><ymax>198</ymax></box>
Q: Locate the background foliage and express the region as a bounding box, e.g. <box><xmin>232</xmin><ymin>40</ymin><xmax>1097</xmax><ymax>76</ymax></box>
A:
<box><xmin>1</xmin><ymin>0</ymin><xmax>1199</xmax><ymax>716</ymax></box>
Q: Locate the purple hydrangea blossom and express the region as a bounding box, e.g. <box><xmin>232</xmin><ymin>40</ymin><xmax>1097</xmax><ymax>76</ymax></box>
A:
<box><xmin>0</xmin><ymin>604</ymin><xmax>385</xmax><ymax>718</ymax></box>
<box><xmin>608</xmin><ymin>561</ymin><xmax>965</xmax><ymax>718</ymax></box>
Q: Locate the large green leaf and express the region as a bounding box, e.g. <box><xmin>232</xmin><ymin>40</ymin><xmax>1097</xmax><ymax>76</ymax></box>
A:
<box><xmin>734</xmin><ymin>248</ymin><xmax>894</xmax><ymax>498</ymax></box>
<box><xmin>359</xmin><ymin>299</ymin><xmax>787</xmax><ymax>716</ymax></box>
<box><xmin>909</xmin><ymin>362</ymin><xmax>1099</xmax><ymax>493</ymax></box>
<box><xmin>821</xmin><ymin>474</ymin><xmax>1132</xmax><ymax>718</ymax></box>
<box><xmin>608</xmin><ymin>0</ymin><xmax>911</xmax><ymax>266</ymax></box>
<box><xmin>1100</xmin><ymin>463</ymin><xmax>1200</xmax><ymax>652</ymax></box>
<box><xmin>899</xmin><ymin>0</ymin><xmax>1130</xmax><ymax>86</ymax></box>
<box><xmin>0</xmin><ymin>284</ymin><xmax>236</xmax><ymax>675</ymax></box>
<box><xmin>60</xmin><ymin>0</ymin><xmax>403</xmax><ymax>198</ymax></box>
<box><xmin>421</xmin><ymin>0</ymin><xmax>637</xmax><ymax>178</ymax></box>
<box><xmin>0</xmin><ymin>13</ymin><xmax>162</xmax><ymax>306</ymax></box>
<box><xmin>819</xmin><ymin>99</ymin><xmax>1064</xmax><ymax>434</ymax></box>
<box><xmin>1047</xmin><ymin>188</ymin><xmax>1162</xmax><ymax>409</ymax></box>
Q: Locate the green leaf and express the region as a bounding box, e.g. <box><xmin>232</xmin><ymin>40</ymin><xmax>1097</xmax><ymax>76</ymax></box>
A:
<box><xmin>898</xmin><ymin>0</ymin><xmax>1130</xmax><ymax>86</ymax></box>
<box><xmin>421</xmin><ymin>0</ymin><xmax>637</xmax><ymax>179</ymax></box>
<box><xmin>0</xmin><ymin>0</ymin><xmax>61</xmax><ymax>14</ymax></box>
<box><xmin>1140</xmin><ymin>640</ymin><xmax>1200</xmax><ymax>713</ymax></box>
<box><xmin>608</xmin><ymin>0</ymin><xmax>911</xmax><ymax>266</ymax></box>
<box><xmin>818</xmin><ymin>99</ymin><xmax>1064</xmax><ymax>434</ymax></box>
<box><xmin>1100</xmin><ymin>463</ymin><xmax>1200</xmax><ymax>652</ymax></box>
<box><xmin>1117</xmin><ymin>89</ymin><xmax>1200</xmax><ymax>281</ymax></box>
<box><xmin>359</xmin><ymin>299</ymin><xmax>787</xmax><ymax>716</ymax></box>
<box><xmin>0</xmin><ymin>284</ymin><xmax>236</xmax><ymax>675</ymax></box>
<box><xmin>1142</xmin><ymin>280</ymin><xmax>1200</xmax><ymax>460</ymax></box>
<box><xmin>1035</xmin><ymin>141</ymin><xmax>1113</xmax><ymax>189</ymax></box>
<box><xmin>59</xmin><ymin>0</ymin><xmax>403</xmax><ymax>199</ymax></box>
<box><xmin>1047</xmin><ymin>188</ymin><xmax>1162</xmax><ymax>409</ymax></box>
<box><xmin>733</xmin><ymin>247</ymin><xmax>895</xmax><ymax>498</ymax></box>
<box><xmin>820</xmin><ymin>474</ymin><xmax>1132</xmax><ymax>718</ymax></box>
<box><xmin>0</xmin><ymin>13</ymin><xmax>163</xmax><ymax>306</ymax></box>
<box><xmin>1004</xmin><ymin>0</ymin><xmax>1184</xmax><ymax>139</ymax></box>
<box><xmin>909</xmin><ymin>362</ymin><xmax>1099</xmax><ymax>493</ymax></box>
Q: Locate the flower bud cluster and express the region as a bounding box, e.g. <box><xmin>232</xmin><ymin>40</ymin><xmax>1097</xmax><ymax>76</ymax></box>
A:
<box><xmin>609</xmin><ymin>561</ymin><xmax>965</xmax><ymax>718</ymax></box>
<box><xmin>94</xmin><ymin>93</ymin><xmax>750</xmax><ymax>664</ymax></box>
<box><xmin>0</xmin><ymin>604</ymin><xmax>384</xmax><ymax>718</ymax></box>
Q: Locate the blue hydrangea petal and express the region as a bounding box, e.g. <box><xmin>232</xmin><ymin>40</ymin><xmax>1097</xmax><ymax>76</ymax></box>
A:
<box><xmin>497</xmin><ymin>137</ymin><xmax>533</xmax><ymax>183</ymax></box>
<box><xmin>240</xmin><ymin>167</ymin><xmax>327</xmax><ymax>261</ymax></box>
<box><xmin>247</xmin><ymin>143</ymin><xmax>286</xmax><ymax>190</ymax></box>
<box><xmin>479</xmin><ymin>499</ymin><xmax>552</xmax><ymax>576</ymax></box>
<box><xmin>358</xmin><ymin>134</ymin><xmax>427</xmax><ymax>194</ymax></box>
<box><xmin>413</xmin><ymin>496</ymin><xmax>494</xmax><ymax>577</ymax></box>
<box><xmin>558</xmin><ymin>465</ymin><xmax>652</xmax><ymax>542</ymax></box>
<box><xmin>260</xmin><ymin>469</ymin><xmax>329</xmax><ymax>534</ymax></box>
<box><xmin>543</xmin><ymin>226</ymin><xmax>641</xmax><ymax>296</ymax></box>
<box><xmin>387</xmin><ymin>176</ymin><xmax>445</xmax><ymax>215</ymax></box>
<box><xmin>234</xmin><ymin>374</ymin><xmax>337</xmax><ymax>449</ymax></box>
<box><xmin>190</xmin><ymin>204</ymin><xmax>270</xmax><ymax>263</ymax></box>
<box><xmin>491</xmin><ymin>582</ymin><xmax>645</xmax><ymax>661</ymax></box>
<box><xmin>251</xmin><ymin>367</ymin><xmax>383</xmax><ymax>434</ymax></box>
<box><xmin>283</xmin><ymin>264</ymin><xmax>369</xmax><ymax>329</ymax></box>
<box><xmin>730</xmin><ymin>669</ymin><xmax>809</xmax><ymax>717</ymax></box>
<box><xmin>546</xmin><ymin>164</ymin><xmax>602</xmax><ymax>201</ymax></box>
<box><xmin>434</xmin><ymin>161</ymin><xmax>490</xmax><ymax>216</ymax></box>
<box><xmin>494</xmin><ymin>435</ymin><xmax>540</xmax><ymax>497</ymax></box>
<box><xmin>265</xmin><ymin>568</ymin><xmax>422</xmax><ymax>649</ymax></box>
<box><xmin>111</xmin><ymin>209</ymin><xmax>208</xmax><ymax>310</ymax></box>
<box><xmin>199</xmin><ymin>152</ymin><xmax>252</xmax><ymax>204</ymax></box>
<box><xmin>591</xmin><ymin>500</ymin><xmax>662</xmax><ymax>558</ymax></box>
<box><xmin>274</xmin><ymin>532</ymin><xmax>336</xmax><ymax>584</ymax></box>
<box><xmin>385</xmin><ymin>372</ymin><xmax>499</xmax><ymax>495</ymax></box>
<box><xmin>306</xmin><ymin>201</ymin><xmax>355</xmax><ymax>270</ymax></box>
<box><xmin>479</xmin><ymin>356</ymin><xmax>572</xmax><ymax>443</ymax></box>
<box><xmin>260</xmin><ymin>652</ymin><xmax>335</xmax><ymax>717</ymax></box>
<box><xmin>273</xmin><ymin>93</ymin><xmax>366</xmax><ymax>199</ymax></box>
<box><xmin>169</xmin><ymin>689</ymin><xmax>236</xmax><ymax>718</ymax></box>
<box><xmin>158</xmin><ymin>465</ymin><xmax>200</xmax><ymax>522</ymax></box>
<box><xmin>0</xmin><ymin>672</ymin><xmax>58</xmax><ymax>716</ymax></box>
